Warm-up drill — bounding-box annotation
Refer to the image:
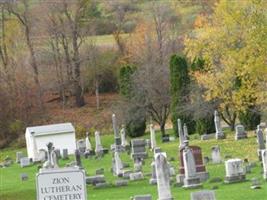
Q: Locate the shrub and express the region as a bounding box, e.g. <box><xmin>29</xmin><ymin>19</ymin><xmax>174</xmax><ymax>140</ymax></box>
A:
<box><xmin>239</xmin><ymin>108</ymin><xmax>261</xmax><ymax>130</ymax></box>
<box><xmin>126</xmin><ymin>117</ymin><xmax>146</xmax><ymax>138</ymax></box>
<box><xmin>119</xmin><ymin>64</ymin><xmax>136</xmax><ymax>98</ymax></box>
<box><xmin>170</xmin><ymin>54</ymin><xmax>195</xmax><ymax>135</ymax></box>
<box><xmin>195</xmin><ymin>117</ymin><xmax>215</xmax><ymax>135</ymax></box>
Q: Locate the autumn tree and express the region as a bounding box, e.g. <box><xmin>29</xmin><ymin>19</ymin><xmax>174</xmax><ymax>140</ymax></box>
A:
<box><xmin>185</xmin><ymin>0</ymin><xmax>267</xmax><ymax>130</ymax></box>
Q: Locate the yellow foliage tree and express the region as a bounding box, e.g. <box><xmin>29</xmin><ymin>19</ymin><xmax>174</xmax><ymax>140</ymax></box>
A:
<box><xmin>185</xmin><ymin>0</ymin><xmax>267</xmax><ymax>129</ymax></box>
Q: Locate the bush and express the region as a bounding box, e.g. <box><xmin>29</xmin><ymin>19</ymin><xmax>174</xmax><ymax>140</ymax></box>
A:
<box><xmin>119</xmin><ymin>65</ymin><xmax>136</xmax><ymax>98</ymax></box>
<box><xmin>195</xmin><ymin>117</ymin><xmax>215</xmax><ymax>135</ymax></box>
<box><xmin>170</xmin><ymin>54</ymin><xmax>195</xmax><ymax>135</ymax></box>
<box><xmin>126</xmin><ymin>117</ymin><xmax>146</xmax><ymax>138</ymax></box>
<box><xmin>239</xmin><ymin>108</ymin><xmax>261</xmax><ymax>130</ymax></box>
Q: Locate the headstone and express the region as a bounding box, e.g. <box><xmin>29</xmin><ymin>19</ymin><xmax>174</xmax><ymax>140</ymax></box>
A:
<box><xmin>20</xmin><ymin>173</ymin><xmax>28</xmax><ymax>181</ymax></box>
<box><xmin>51</xmin><ymin>149</ymin><xmax>59</xmax><ymax>168</ymax></box>
<box><xmin>129</xmin><ymin>172</ymin><xmax>144</xmax><ymax>181</ymax></box>
<box><xmin>183</xmin><ymin>123</ymin><xmax>189</xmax><ymax>140</ymax></box>
<box><xmin>20</xmin><ymin>157</ymin><xmax>30</xmax><ymax>168</ymax></box>
<box><xmin>54</xmin><ymin>149</ymin><xmax>61</xmax><ymax>159</ymax></box>
<box><xmin>191</xmin><ymin>190</ymin><xmax>216</xmax><ymax>200</ymax></box>
<box><xmin>201</xmin><ymin>134</ymin><xmax>215</xmax><ymax>141</ymax></box>
<box><xmin>251</xmin><ymin>178</ymin><xmax>261</xmax><ymax>189</ymax></box>
<box><xmin>177</xmin><ymin>144</ymin><xmax>209</xmax><ymax>184</ymax></box>
<box><xmin>211</xmin><ymin>146</ymin><xmax>221</xmax><ymax>164</ymax></box>
<box><xmin>75</xmin><ymin>149</ymin><xmax>82</xmax><ymax>168</ymax></box>
<box><xmin>86</xmin><ymin>175</ymin><xmax>105</xmax><ymax>185</ymax></box>
<box><xmin>183</xmin><ymin>143</ymin><xmax>201</xmax><ymax>188</ymax></box>
<box><xmin>85</xmin><ymin>132</ymin><xmax>92</xmax><ymax>151</ymax></box>
<box><xmin>62</xmin><ymin>149</ymin><xmax>69</xmax><ymax>160</ymax></box>
<box><xmin>149</xmin><ymin>161</ymin><xmax>157</xmax><ymax>185</ymax></box>
<box><xmin>149</xmin><ymin>124</ymin><xmax>157</xmax><ymax>150</ymax></box>
<box><xmin>36</xmin><ymin>167</ymin><xmax>87</xmax><ymax>200</ymax></box>
<box><xmin>133</xmin><ymin>158</ymin><xmax>143</xmax><ymax>172</ymax></box>
<box><xmin>224</xmin><ymin>159</ymin><xmax>246</xmax><ymax>183</ymax></box>
<box><xmin>155</xmin><ymin>152</ymin><xmax>173</xmax><ymax>200</ymax></box>
<box><xmin>120</xmin><ymin>125</ymin><xmax>129</xmax><ymax>147</ymax></box>
<box><xmin>77</xmin><ymin>139</ymin><xmax>86</xmax><ymax>154</ymax></box>
<box><xmin>132</xmin><ymin>194</ymin><xmax>152</xmax><ymax>200</ymax></box>
<box><xmin>16</xmin><ymin>152</ymin><xmax>24</xmax><ymax>163</ymax></box>
<box><xmin>235</xmin><ymin>125</ymin><xmax>247</xmax><ymax>140</ymax></box>
<box><xmin>162</xmin><ymin>134</ymin><xmax>170</xmax><ymax>143</ymax></box>
<box><xmin>115</xmin><ymin>179</ymin><xmax>128</xmax><ymax>187</ymax></box>
<box><xmin>112</xmin><ymin>114</ymin><xmax>121</xmax><ymax>148</ymax></box>
<box><xmin>261</xmin><ymin>150</ymin><xmax>267</xmax><ymax>180</ymax></box>
<box><xmin>214</xmin><ymin>110</ymin><xmax>225</xmax><ymax>139</ymax></box>
<box><xmin>95</xmin><ymin>131</ymin><xmax>104</xmax><ymax>156</ymax></box>
<box><xmin>113</xmin><ymin>151</ymin><xmax>123</xmax><ymax>176</ymax></box>
<box><xmin>178</xmin><ymin>118</ymin><xmax>184</xmax><ymax>147</ymax></box>
<box><xmin>38</xmin><ymin>149</ymin><xmax>47</xmax><ymax>162</ymax></box>
<box><xmin>131</xmin><ymin>139</ymin><xmax>148</xmax><ymax>160</ymax></box>
<box><xmin>256</xmin><ymin>126</ymin><xmax>265</xmax><ymax>160</ymax></box>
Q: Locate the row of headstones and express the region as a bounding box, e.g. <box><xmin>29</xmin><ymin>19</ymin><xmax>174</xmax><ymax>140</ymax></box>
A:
<box><xmin>131</xmin><ymin>190</ymin><xmax>216</xmax><ymax>200</ymax></box>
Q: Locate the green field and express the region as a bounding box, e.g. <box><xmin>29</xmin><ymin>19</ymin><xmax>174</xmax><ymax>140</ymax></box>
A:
<box><xmin>1</xmin><ymin>130</ymin><xmax>267</xmax><ymax>200</ymax></box>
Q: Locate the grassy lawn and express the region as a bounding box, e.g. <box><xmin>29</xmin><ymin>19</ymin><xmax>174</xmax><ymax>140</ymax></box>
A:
<box><xmin>1</xmin><ymin>130</ymin><xmax>267</xmax><ymax>200</ymax></box>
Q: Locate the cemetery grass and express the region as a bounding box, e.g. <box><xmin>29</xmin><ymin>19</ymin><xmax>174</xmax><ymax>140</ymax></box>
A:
<box><xmin>1</xmin><ymin>130</ymin><xmax>267</xmax><ymax>200</ymax></box>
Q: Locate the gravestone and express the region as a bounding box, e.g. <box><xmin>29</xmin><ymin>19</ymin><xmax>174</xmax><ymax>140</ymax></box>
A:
<box><xmin>183</xmin><ymin>143</ymin><xmax>201</xmax><ymax>188</ymax></box>
<box><xmin>54</xmin><ymin>149</ymin><xmax>61</xmax><ymax>159</ymax></box>
<box><xmin>38</xmin><ymin>149</ymin><xmax>47</xmax><ymax>162</ymax></box>
<box><xmin>86</xmin><ymin>175</ymin><xmax>106</xmax><ymax>185</ymax></box>
<box><xmin>183</xmin><ymin>123</ymin><xmax>189</xmax><ymax>140</ymax></box>
<box><xmin>131</xmin><ymin>139</ymin><xmax>148</xmax><ymax>160</ymax></box>
<box><xmin>177</xmin><ymin>144</ymin><xmax>209</xmax><ymax>184</ymax></box>
<box><xmin>178</xmin><ymin>119</ymin><xmax>185</xmax><ymax>148</ymax></box>
<box><xmin>211</xmin><ymin>146</ymin><xmax>221</xmax><ymax>164</ymax></box>
<box><xmin>121</xmin><ymin>125</ymin><xmax>129</xmax><ymax>147</ymax></box>
<box><xmin>149</xmin><ymin>161</ymin><xmax>157</xmax><ymax>185</ymax></box>
<box><xmin>162</xmin><ymin>134</ymin><xmax>170</xmax><ymax>143</ymax></box>
<box><xmin>155</xmin><ymin>152</ymin><xmax>173</xmax><ymax>200</ymax></box>
<box><xmin>20</xmin><ymin>157</ymin><xmax>30</xmax><ymax>168</ymax></box>
<box><xmin>251</xmin><ymin>178</ymin><xmax>261</xmax><ymax>189</ymax></box>
<box><xmin>133</xmin><ymin>158</ymin><xmax>143</xmax><ymax>172</ymax></box>
<box><xmin>112</xmin><ymin>114</ymin><xmax>122</xmax><ymax>149</ymax></box>
<box><xmin>261</xmin><ymin>150</ymin><xmax>267</xmax><ymax>180</ymax></box>
<box><xmin>129</xmin><ymin>172</ymin><xmax>144</xmax><ymax>181</ymax></box>
<box><xmin>191</xmin><ymin>190</ymin><xmax>216</xmax><ymax>200</ymax></box>
<box><xmin>201</xmin><ymin>134</ymin><xmax>215</xmax><ymax>141</ymax></box>
<box><xmin>214</xmin><ymin>110</ymin><xmax>225</xmax><ymax>139</ymax></box>
<box><xmin>235</xmin><ymin>125</ymin><xmax>247</xmax><ymax>140</ymax></box>
<box><xmin>115</xmin><ymin>179</ymin><xmax>128</xmax><ymax>187</ymax></box>
<box><xmin>85</xmin><ymin>132</ymin><xmax>92</xmax><ymax>152</ymax></box>
<box><xmin>256</xmin><ymin>127</ymin><xmax>265</xmax><ymax>160</ymax></box>
<box><xmin>149</xmin><ymin>124</ymin><xmax>157</xmax><ymax>150</ymax></box>
<box><xmin>20</xmin><ymin>173</ymin><xmax>28</xmax><ymax>181</ymax></box>
<box><xmin>77</xmin><ymin>139</ymin><xmax>86</xmax><ymax>154</ymax></box>
<box><xmin>112</xmin><ymin>151</ymin><xmax>123</xmax><ymax>176</ymax></box>
<box><xmin>95</xmin><ymin>131</ymin><xmax>104</xmax><ymax>157</ymax></box>
<box><xmin>96</xmin><ymin>168</ymin><xmax>104</xmax><ymax>175</ymax></box>
<box><xmin>36</xmin><ymin>167</ymin><xmax>87</xmax><ymax>200</ymax></box>
<box><xmin>62</xmin><ymin>149</ymin><xmax>69</xmax><ymax>160</ymax></box>
<box><xmin>75</xmin><ymin>149</ymin><xmax>83</xmax><ymax>168</ymax></box>
<box><xmin>224</xmin><ymin>159</ymin><xmax>246</xmax><ymax>183</ymax></box>
<box><xmin>16</xmin><ymin>152</ymin><xmax>24</xmax><ymax>163</ymax></box>
<box><xmin>51</xmin><ymin>149</ymin><xmax>59</xmax><ymax>168</ymax></box>
<box><xmin>132</xmin><ymin>194</ymin><xmax>152</xmax><ymax>200</ymax></box>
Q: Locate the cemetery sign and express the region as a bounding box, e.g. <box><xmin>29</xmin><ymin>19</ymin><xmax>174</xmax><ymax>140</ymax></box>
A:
<box><xmin>36</xmin><ymin>167</ymin><xmax>87</xmax><ymax>200</ymax></box>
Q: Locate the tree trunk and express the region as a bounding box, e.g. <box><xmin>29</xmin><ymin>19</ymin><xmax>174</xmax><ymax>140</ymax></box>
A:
<box><xmin>25</xmin><ymin>24</ymin><xmax>43</xmax><ymax>110</ymax></box>
<box><xmin>72</xmin><ymin>24</ymin><xmax>84</xmax><ymax>107</ymax></box>
<box><xmin>95</xmin><ymin>78</ymin><xmax>100</xmax><ymax>110</ymax></box>
<box><xmin>160</xmin><ymin>123</ymin><xmax>166</xmax><ymax>137</ymax></box>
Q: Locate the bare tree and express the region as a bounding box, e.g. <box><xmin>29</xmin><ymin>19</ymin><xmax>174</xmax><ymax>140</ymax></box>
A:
<box><xmin>7</xmin><ymin>0</ymin><xmax>43</xmax><ymax>108</ymax></box>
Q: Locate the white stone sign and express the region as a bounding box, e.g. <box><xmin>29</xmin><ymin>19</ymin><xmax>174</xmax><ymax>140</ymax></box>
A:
<box><xmin>36</xmin><ymin>167</ymin><xmax>87</xmax><ymax>200</ymax></box>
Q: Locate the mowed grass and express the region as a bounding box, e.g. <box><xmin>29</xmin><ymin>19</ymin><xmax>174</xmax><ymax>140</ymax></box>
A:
<box><xmin>1</xmin><ymin>130</ymin><xmax>267</xmax><ymax>200</ymax></box>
